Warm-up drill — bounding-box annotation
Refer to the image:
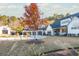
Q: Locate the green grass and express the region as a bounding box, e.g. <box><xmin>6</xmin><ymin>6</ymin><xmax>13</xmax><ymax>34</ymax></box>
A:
<box><xmin>0</xmin><ymin>36</ymin><xmax>79</xmax><ymax>56</ymax></box>
<box><xmin>0</xmin><ymin>35</ymin><xmax>16</xmax><ymax>38</ymax></box>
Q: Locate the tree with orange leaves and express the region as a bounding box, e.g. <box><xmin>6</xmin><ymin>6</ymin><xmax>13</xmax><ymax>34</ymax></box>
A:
<box><xmin>23</xmin><ymin>3</ymin><xmax>41</xmax><ymax>30</ymax></box>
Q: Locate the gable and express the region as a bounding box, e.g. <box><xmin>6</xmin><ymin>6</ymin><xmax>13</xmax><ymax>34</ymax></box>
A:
<box><xmin>68</xmin><ymin>16</ymin><xmax>79</xmax><ymax>28</ymax></box>
<box><xmin>68</xmin><ymin>16</ymin><xmax>79</xmax><ymax>34</ymax></box>
<box><xmin>46</xmin><ymin>25</ymin><xmax>53</xmax><ymax>31</ymax></box>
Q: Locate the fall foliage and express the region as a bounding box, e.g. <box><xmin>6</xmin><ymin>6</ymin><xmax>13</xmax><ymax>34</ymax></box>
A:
<box><xmin>23</xmin><ymin>3</ymin><xmax>41</xmax><ymax>30</ymax></box>
<box><xmin>0</xmin><ymin>3</ymin><xmax>68</xmax><ymax>32</ymax></box>
<box><xmin>42</xmin><ymin>19</ymin><xmax>55</xmax><ymax>26</ymax></box>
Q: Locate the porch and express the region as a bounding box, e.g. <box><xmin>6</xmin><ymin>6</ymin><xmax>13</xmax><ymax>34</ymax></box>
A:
<box><xmin>53</xmin><ymin>26</ymin><xmax>67</xmax><ymax>36</ymax></box>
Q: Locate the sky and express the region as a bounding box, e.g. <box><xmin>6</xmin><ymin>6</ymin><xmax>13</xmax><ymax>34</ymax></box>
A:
<box><xmin>0</xmin><ymin>3</ymin><xmax>79</xmax><ymax>18</ymax></box>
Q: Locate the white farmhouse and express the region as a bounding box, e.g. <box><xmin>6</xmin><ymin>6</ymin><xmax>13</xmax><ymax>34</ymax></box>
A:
<box><xmin>50</xmin><ymin>12</ymin><xmax>79</xmax><ymax>36</ymax></box>
<box><xmin>60</xmin><ymin>12</ymin><xmax>79</xmax><ymax>36</ymax></box>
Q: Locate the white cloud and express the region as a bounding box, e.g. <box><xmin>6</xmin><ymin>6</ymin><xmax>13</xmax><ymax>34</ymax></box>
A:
<box><xmin>38</xmin><ymin>4</ymin><xmax>79</xmax><ymax>18</ymax></box>
<box><xmin>0</xmin><ymin>3</ymin><xmax>79</xmax><ymax>18</ymax></box>
<box><xmin>64</xmin><ymin>5</ymin><xmax>79</xmax><ymax>14</ymax></box>
<box><xmin>52</xmin><ymin>4</ymin><xmax>63</xmax><ymax>9</ymax></box>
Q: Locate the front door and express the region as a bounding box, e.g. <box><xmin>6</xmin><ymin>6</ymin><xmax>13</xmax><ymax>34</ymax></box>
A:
<box><xmin>54</xmin><ymin>29</ymin><xmax>60</xmax><ymax>36</ymax></box>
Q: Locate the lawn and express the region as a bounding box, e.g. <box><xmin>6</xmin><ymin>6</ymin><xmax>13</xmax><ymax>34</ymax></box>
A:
<box><xmin>0</xmin><ymin>36</ymin><xmax>79</xmax><ymax>56</ymax></box>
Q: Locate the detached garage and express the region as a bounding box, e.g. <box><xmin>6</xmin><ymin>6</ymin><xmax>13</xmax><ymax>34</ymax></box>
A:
<box><xmin>0</xmin><ymin>26</ymin><xmax>11</xmax><ymax>36</ymax></box>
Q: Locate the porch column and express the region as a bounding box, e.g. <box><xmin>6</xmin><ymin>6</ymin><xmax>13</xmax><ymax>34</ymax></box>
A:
<box><xmin>31</xmin><ymin>31</ymin><xmax>33</xmax><ymax>36</ymax></box>
<box><xmin>30</xmin><ymin>31</ymin><xmax>32</xmax><ymax>35</ymax></box>
<box><xmin>42</xmin><ymin>30</ymin><xmax>44</xmax><ymax>36</ymax></box>
<box><xmin>36</xmin><ymin>31</ymin><xmax>38</xmax><ymax>36</ymax></box>
<box><xmin>52</xmin><ymin>29</ymin><xmax>54</xmax><ymax>35</ymax></box>
<box><xmin>60</xmin><ymin>28</ymin><xmax>62</xmax><ymax>35</ymax></box>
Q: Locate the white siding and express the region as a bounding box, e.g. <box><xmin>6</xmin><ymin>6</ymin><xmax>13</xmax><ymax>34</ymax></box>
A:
<box><xmin>0</xmin><ymin>26</ymin><xmax>11</xmax><ymax>35</ymax></box>
<box><xmin>61</xmin><ymin>18</ymin><xmax>71</xmax><ymax>26</ymax></box>
<box><xmin>68</xmin><ymin>17</ymin><xmax>79</xmax><ymax>35</ymax></box>
<box><xmin>45</xmin><ymin>25</ymin><xmax>54</xmax><ymax>35</ymax></box>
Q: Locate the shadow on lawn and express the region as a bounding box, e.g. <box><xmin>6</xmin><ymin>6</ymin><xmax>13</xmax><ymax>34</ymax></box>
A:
<box><xmin>26</xmin><ymin>39</ymin><xmax>44</xmax><ymax>44</ymax></box>
<box><xmin>44</xmin><ymin>48</ymin><xmax>79</xmax><ymax>56</ymax></box>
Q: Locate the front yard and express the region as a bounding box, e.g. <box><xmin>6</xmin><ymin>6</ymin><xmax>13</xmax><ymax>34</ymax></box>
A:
<box><xmin>0</xmin><ymin>36</ymin><xmax>79</xmax><ymax>56</ymax></box>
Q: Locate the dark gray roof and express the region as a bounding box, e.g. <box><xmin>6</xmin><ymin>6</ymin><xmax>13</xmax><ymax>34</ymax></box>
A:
<box><xmin>50</xmin><ymin>12</ymin><xmax>79</xmax><ymax>28</ymax></box>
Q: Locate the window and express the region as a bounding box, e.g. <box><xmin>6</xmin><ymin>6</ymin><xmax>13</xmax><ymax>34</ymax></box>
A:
<box><xmin>62</xmin><ymin>29</ymin><xmax>66</xmax><ymax>32</ymax></box>
<box><xmin>11</xmin><ymin>32</ymin><xmax>16</xmax><ymax>35</ymax></box>
<box><xmin>38</xmin><ymin>31</ymin><xmax>42</xmax><ymax>35</ymax></box>
<box><xmin>47</xmin><ymin>31</ymin><xmax>51</xmax><ymax>35</ymax></box>
<box><xmin>2</xmin><ymin>29</ymin><xmax>8</xmax><ymax>34</ymax></box>
<box><xmin>61</xmin><ymin>27</ymin><xmax>67</xmax><ymax>32</ymax></box>
<box><xmin>27</xmin><ymin>32</ymin><xmax>31</xmax><ymax>35</ymax></box>
<box><xmin>19</xmin><ymin>32</ymin><xmax>22</xmax><ymax>35</ymax></box>
<box><xmin>32</xmin><ymin>32</ymin><xmax>36</xmax><ymax>35</ymax></box>
<box><xmin>71</xmin><ymin>27</ymin><xmax>79</xmax><ymax>29</ymax></box>
<box><xmin>22</xmin><ymin>32</ymin><xmax>26</xmax><ymax>35</ymax></box>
